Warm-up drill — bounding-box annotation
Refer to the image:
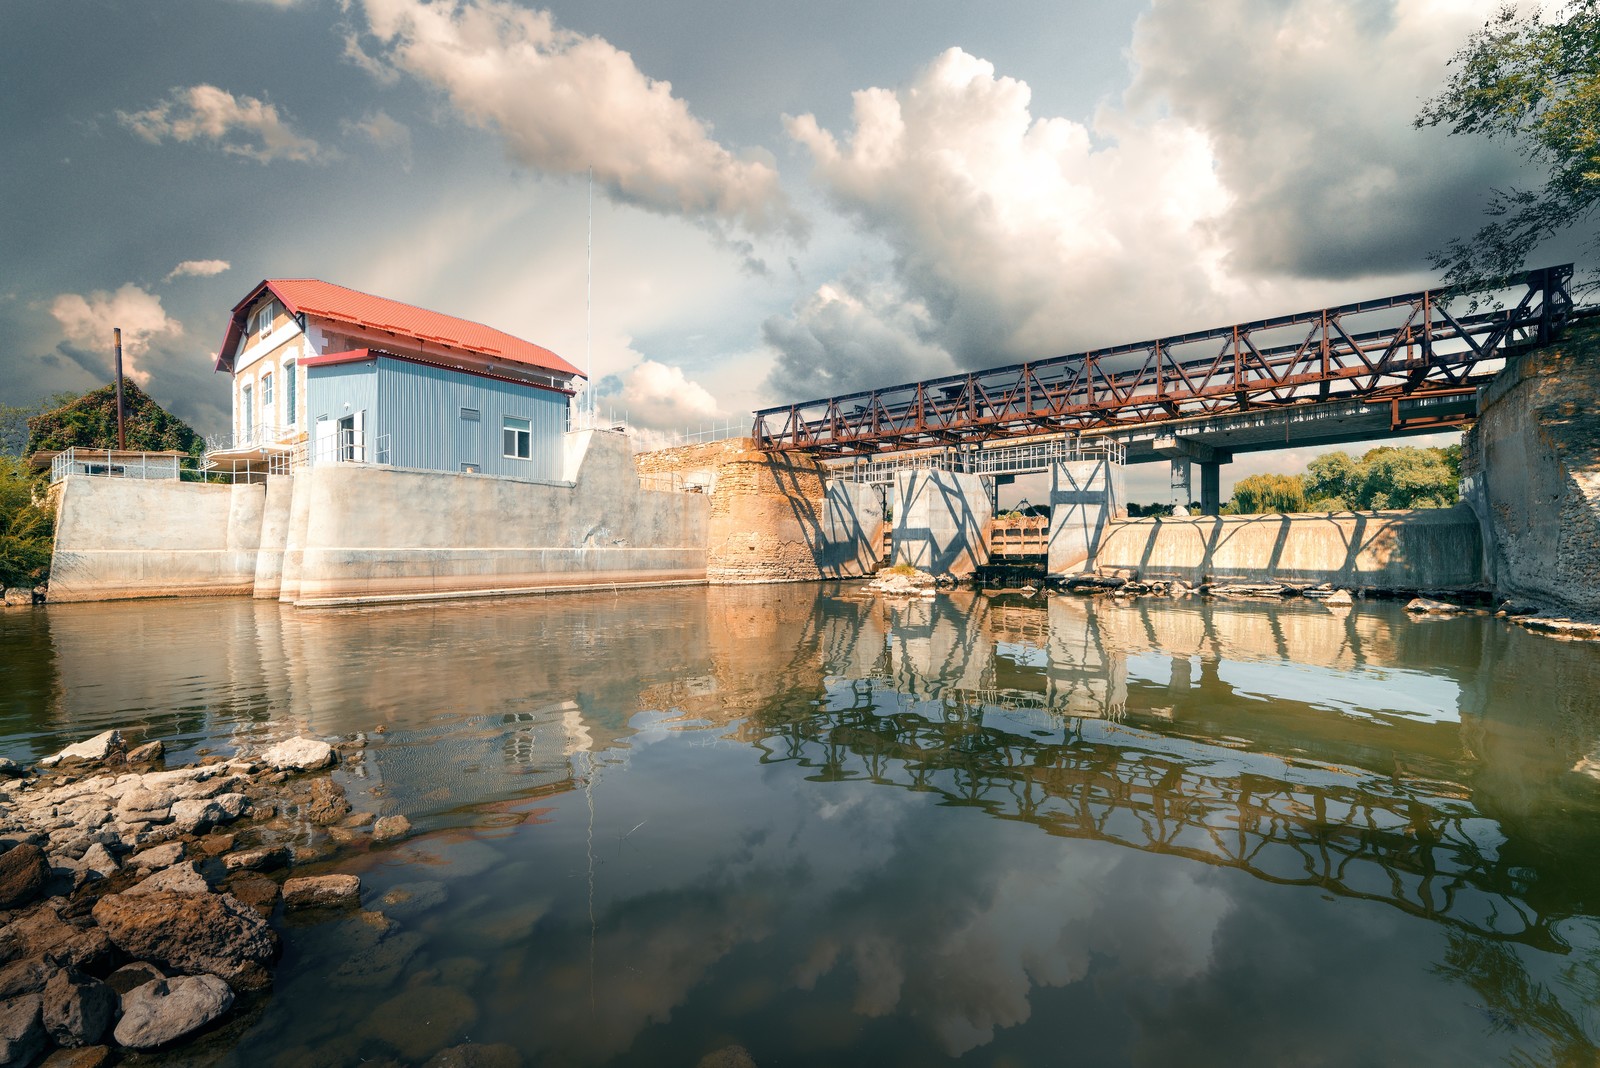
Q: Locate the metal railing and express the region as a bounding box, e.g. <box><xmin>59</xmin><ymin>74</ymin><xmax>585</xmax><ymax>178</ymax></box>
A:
<box><xmin>50</xmin><ymin>448</ymin><xmax>185</xmax><ymax>484</ymax></box>
<box><xmin>830</xmin><ymin>436</ymin><xmax>1124</xmax><ymax>485</ymax></box>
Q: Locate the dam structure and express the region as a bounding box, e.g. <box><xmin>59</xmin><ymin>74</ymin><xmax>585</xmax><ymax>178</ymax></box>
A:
<box><xmin>38</xmin><ymin>266</ymin><xmax>1600</xmax><ymax>612</ymax></box>
<box><xmin>740</xmin><ymin>266</ymin><xmax>1600</xmax><ymax>606</ymax></box>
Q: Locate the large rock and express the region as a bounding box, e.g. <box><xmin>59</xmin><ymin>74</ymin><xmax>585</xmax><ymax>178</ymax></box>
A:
<box><xmin>305</xmin><ymin>778</ymin><xmax>351</xmax><ymax>825</ymax></box>
<box><xmin>91</xmin><ymin>891</ymin><xmax>279</xmax><ymax>991</ymax></box>
<box><xmin>41</xmin><ymin>731</ymin><xmax>122</xmax><ymax>767</ymax></box>
<box><xmin>1406</xmin><ymin>596</ymin><xmax>1466</xmax><ymax>614</ymax></box>
<box><xmin>124</xmin><ymin>861</ymin><xmax>210</xmax><ymax>897</ymax></box>
<box><xmin>113</xmin><ymin>975</ymin><xmax>234</xmax><ymax>1050</ymax></box>
<box><xmin>0</xmin><ymin>844</ymin><xmax>49</xmax><ymax>909</ymax></box>
<box><xmin>372</xmin><ymin>815</ymin><xmax>411</xmax><ymax>844</ymax></box>
<box><xmin>283</xmin><ymin>875</ymin><xmax>360</xmax><ymax>911</ymax></box>
<box><xmin>39</xmin><ymin>1046</ymin><xmax>112</xmax><ymax>1067</ymax></box>
<box><xmin>0</xmin><ymin>993</ymin><xmax>44</xmax><ymax>1067</ymax></box>
<box><xmin>41</xmin><ymin>968</ymin><xmax>114</xmax><ymax>1048</ymax></box>
<box><xmin>260</xmin><ymin>738</ymin><xmax>335</xmax><ymax>772</ymax></box>
<box><xmin>169</xmin><ymin>799</ymin><xmax>231</xmax><ymax>835</ymax></box>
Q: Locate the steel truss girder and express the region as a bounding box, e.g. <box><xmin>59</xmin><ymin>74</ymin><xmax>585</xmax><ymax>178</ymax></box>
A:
<box><xmin>752</xmin><ymin>265</ymin><xmax>1576</xmax><ymax>456</ymax></box>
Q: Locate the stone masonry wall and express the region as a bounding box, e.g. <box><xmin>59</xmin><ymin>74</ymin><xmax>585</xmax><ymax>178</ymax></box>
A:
<box><xmin>1464</xmin><ymin>321</ymin><xmax>1600</xmax><ymax>613</ymax></box>
<box><xmin>635</xmin><ymin>438</ymin><xmax>884</xmax><ymax>583</ymax></box>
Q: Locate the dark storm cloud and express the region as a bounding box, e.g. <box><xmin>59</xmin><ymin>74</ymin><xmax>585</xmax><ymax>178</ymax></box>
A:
<box><xmin>1125</xmin><ymin>0</ymin><xmax>1530</xmax><ymax>281</ymax></box>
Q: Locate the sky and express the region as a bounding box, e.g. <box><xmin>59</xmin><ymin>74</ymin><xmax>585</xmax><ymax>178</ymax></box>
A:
<box><xmin>1</xmin><ymin>0</ymin><xmax>1585</xmax><ymax>499</ymax></box>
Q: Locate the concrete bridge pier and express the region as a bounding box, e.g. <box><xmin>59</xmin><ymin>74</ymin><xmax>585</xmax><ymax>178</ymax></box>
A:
<box><xmin>892</xmin><ymin>469</ymin><xmax>992</xmax><ymax>576</ymax></box>
<box><xmin>1155</xmin><ymin>434</ymin><xmax>1229</xmax><ymax>516</ymax></box>
<box><xmin>1047</xmin><ymin>457</ymin><xmax>1125</xmax><ymax>575</ymax></box>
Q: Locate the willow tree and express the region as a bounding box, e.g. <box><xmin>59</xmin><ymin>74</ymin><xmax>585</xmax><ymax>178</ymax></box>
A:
<box><xmin>1416</xmin><ymin>1</ymin><xmax>1600</xmax><ymax>294</ymax></box>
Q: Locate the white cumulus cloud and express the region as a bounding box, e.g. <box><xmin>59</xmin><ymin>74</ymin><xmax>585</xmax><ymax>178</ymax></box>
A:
<box><xmin>118</xmin><ymin>84</ymin><xmax>328</xmax><ymax>163</ymax></box>
<box><xmin>354</xmin><ymin>0</ymin><xmax>802</xmax><ymax>240</ymax></box>
<box><xmin>606</xmin><ymin>359</ymin><xmax>722</xmax><ymax>433</ymax></box>
<box><xmin>165</xmin><ymin>259</ymin><xmax>231</xmax><ymax>281</ymax></box>
<box><xmin>766</xmin><ymin>0</ymin><xmax>1519</xmax><ymax>404</ymax></box>
<box><xmin>49</xmin><ymin>285</ymin><xmax>183</xmax><ymax>386</ymax></box>
<box><xmin>771</xmin><ymin>47</ymin><xmax>1233</xmax><ymax>398</ymax></box>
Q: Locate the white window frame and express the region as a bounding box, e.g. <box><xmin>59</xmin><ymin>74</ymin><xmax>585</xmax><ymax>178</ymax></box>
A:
<box><xmin>241</xmin><ymin>383</ymin><xmax>254</xmax><ymax>442</ymax></box>
<box><xmin>503</xmin><ymin>415</ymin><xmax>531</xmax><ymax>460</ymax></box>
<box><xmin>261</xmin><ymin>371</ymin><xmax>273</xmax><ymax>406</ymax></box>
<box><xmin>256</xmin><ymin>300</ymin><xmax>276</xmax><ymax>339</ymax></box>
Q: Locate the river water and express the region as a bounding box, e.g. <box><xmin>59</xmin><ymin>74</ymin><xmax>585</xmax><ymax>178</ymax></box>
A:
<box><xmin>4</xmin><ymin>586</ymin><xmax>1600</xmax><ymax>1066</ymax></box>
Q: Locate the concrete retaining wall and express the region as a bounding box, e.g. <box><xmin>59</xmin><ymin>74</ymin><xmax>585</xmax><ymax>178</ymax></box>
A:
<box><xmin>48</xmin><ymin>478</ymin><xmax>266</xmax><ymax>602</ymax></box>
<box><xmin>49</xmin><ymin>430</ymin><xmax>709</xmax><ymax>607</ymax></box>
<box><xmin>291</xmin><ymin>430</ymin><xmax>708</xmax><ymax>604</ymax></box>
<box><xmin>1464</xmin><ymin>322</ymin><xmax>1600</xmax><ymax>613</ymax></box>
<box><xmin>1090</xmin><ymin>506</ymin><xmax>1483</xmax><ymax>587</ymax></box>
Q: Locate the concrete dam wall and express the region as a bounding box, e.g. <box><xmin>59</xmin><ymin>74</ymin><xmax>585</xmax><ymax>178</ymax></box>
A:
<box><xmin>48</xmin><ymin>430</ymin><xmax>710</xmax><ymax>606</ymax></box>
<box><xmin>1090</xmin><ymin>507</ymin><xmax>1484</xmax><ymax>588</ymax></box>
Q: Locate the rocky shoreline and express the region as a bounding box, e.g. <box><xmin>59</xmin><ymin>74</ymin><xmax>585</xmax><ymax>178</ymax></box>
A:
<box><xmin>0</xmin><ymin>728</ymin><xmax>513</xmax><ymax>1068</ymax></box>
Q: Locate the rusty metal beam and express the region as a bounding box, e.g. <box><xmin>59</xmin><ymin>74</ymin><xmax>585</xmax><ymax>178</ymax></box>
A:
<box><xmin>752</xmin><ymin>265</ymin><xmax>1577</xmax><ymax>455</ymax></box>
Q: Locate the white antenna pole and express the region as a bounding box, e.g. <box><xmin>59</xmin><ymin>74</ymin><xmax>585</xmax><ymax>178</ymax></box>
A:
<box><xmin>586</xmin><ymin>165</ymin><xmax>594</xmax><ymax>421</ymax></box>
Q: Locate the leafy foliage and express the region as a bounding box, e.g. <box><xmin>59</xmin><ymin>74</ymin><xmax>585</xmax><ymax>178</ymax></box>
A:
<box><xmin>24</xmin><ymin>383</ymin><xmax>203</xmax><ymax>457</ymax></box>
<box><xmin>1416</xmin><ymin>0</ymin><xmax>1600</xmax><ymax>294</ymax></box>
<box><xmin>0</xmin><ymin>392</ymin><xmax>79</xmax><ymax>458</ymax></box>
<box><xmin>0</xmin><ymin>456</ymin><xmax>53</xmax><ymax>589</ymax></box>
<box><xmin>1227</xmin><ymin>473</ymin><xmax>1308</xmax><ymax>515</ymax></box>
<box><xmin>1226</xmin><ymin>445</ymin><xmax>1462</xmax><ymax>514</ymax></box>
<box><xmin>1305</xmin><ymin>445</ymin><xmax>1462</xmax><ymax>509</ymax></box>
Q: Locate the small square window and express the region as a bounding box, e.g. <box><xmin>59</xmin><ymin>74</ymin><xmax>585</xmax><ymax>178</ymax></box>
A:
<box><xmin>503</xmin><ymin>416</ymin><xmax>531</xmax><ymax>459</ymax></box>
<box><xmin>460</xmin><ymin>462</ymin><xmax>480</xmax><ymax>473</ymax></box>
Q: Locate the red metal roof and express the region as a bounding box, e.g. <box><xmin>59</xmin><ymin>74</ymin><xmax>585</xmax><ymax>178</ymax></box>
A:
<box><xmin>300</xmin><ymin>348</ymin><xmax>574</xmax><ymax>394</ymax></box>
<box><xmin>216</xmin><ymin>279</ymin><xmax>581</xmax><ymax>379</ymax></box>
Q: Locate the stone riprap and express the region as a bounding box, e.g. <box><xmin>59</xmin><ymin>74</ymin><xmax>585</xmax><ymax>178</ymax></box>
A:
<box><xmin>0</xmin><ymin>731</ymin><xmax>430</xmax><ymax>1063</ymax></box>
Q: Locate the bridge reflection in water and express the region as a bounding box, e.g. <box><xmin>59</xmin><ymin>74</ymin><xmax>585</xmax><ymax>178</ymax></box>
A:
<box><xmin>721</xmin><ymin>591</ymin><xmax>1600</xmax><ymax>955</ymax></box>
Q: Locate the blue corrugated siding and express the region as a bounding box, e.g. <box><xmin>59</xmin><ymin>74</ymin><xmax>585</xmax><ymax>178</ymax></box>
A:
<box><xmin>307</xmin><ymin>361</ymin><xmax>379</xmax><ymax>462</ymax></box>
<box><xmin>373</xmin><ymin>358</ymin><xmax>567</xmax><ymax>480</ymax></box>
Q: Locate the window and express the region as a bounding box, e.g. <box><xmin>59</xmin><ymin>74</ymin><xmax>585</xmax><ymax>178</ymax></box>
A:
<box><xmin>460</xmin><ymin>462</ymin><xmax>480</xmax><ymax>473</ymax></box>
<box><xmin>284</xmin><ymin>361</ymin><xmax>297</xmax><ymax>425</ymax></box>
<box><xmin>460</xmin><ymin>407</ymin><xmax>481</xmax><ymax>421</ymax></box>
<box><xmin>241</xmin><ymin>384</ymin><xmax>254</xmax><ymax>441</ymax></box>
<box><xmin>255</xmin><ymin>301</ymin><xmax>275</xmax><ymax>338</ymax></box>
<box><xmin>262</xmin><ymin>372</ymin><xmax>273</xmax><ymax>406</ymax></box>
<box><xmin>503</xmin><ymin>416</ymin><xmax>531</xmax><ymax>459</ymax></box>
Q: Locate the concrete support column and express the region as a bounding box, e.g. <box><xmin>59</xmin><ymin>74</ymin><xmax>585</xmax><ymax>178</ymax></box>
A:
<box><xmin>1200</xmin><ymin>461</ymin><xmax>1221</xmax><ymax>516</ymax></box>
<box><xmin>1169</xmin><ymin>458</ymin><xmax>1192</xmax><ymax>511</ymax></box>
<box><xmin>892</xmin><ymin>469</ymin><xmax>991</xmax><ymax>576</ymax></box>
<box><xmin>1047</xmin><ymin>457</ymin><xmax>1125</xmax><ymax>574</ymax></box>
<box><xmin>1155</xmin><ymin>434</ymin><xmax>1231</xmax><ymax>516</ymax></box>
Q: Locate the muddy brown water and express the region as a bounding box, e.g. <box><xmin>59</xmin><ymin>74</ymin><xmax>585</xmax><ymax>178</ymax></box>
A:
<box><xmin>4</xmin><ymin>585</ymin><xmax>1600</xmax><ymax>1066</ymax></box>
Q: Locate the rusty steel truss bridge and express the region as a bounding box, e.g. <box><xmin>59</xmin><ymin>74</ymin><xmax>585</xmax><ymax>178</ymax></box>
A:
<box><xmin>752</xmin><ymin>265</ymin><xmax>1577</xmax><ymax>458</ymax></box>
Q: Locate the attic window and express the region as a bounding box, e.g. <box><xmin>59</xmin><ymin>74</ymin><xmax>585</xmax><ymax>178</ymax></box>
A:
<box><xmin>255</xmin><ymin>300</ymin><xmax>277</xmax><ymax>338</ymax></box>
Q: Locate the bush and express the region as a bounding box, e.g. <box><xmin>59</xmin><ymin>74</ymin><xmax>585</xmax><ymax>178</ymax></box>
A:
<box><xmin>0</xmin><ymin>456</ymin><xmax>53</xmax><ymax>588</ymax></box>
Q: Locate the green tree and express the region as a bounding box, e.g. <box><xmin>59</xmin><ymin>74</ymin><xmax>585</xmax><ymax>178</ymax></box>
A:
<box><xmin>1416</xmin><ymin>0</ymin><xmax>1600</xmax><ymax>294</ymax></box>
<box><xmin>24</xmin><ymin>383</ymin><xmax>203</xmax><ymax>458</ymax></box>
<box><xmin>1228</xmin><ymin>473</ymin><xmax>1308</xmax><ymax>514</ymax></box>
<box><xmin>0</xmin><ymin>391</ymin><xmax>80</xmax><ymax>457</ymax></box>
<box><xmin>0</xmin><ymin>456</ymin><xmax>53</xmax><ymax>589</ymax></box>
<box><xmin>1304</xmin><ymin>445</ymin><xmax>1461</xmax><ymax>510</ymax></box>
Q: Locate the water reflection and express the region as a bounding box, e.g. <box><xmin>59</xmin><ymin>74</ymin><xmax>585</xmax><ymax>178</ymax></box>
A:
<box><xmin>5</xmin><ymin>587</ymin><xmax>1600</xmax><ymax>1064</ymax></box>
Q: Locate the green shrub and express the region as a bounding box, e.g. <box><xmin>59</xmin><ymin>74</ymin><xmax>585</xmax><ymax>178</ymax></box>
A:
<box><xmin>0</xmin><ymin>456</ymin><xmax>53</xmax><ymax>588</ymax></box>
